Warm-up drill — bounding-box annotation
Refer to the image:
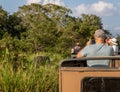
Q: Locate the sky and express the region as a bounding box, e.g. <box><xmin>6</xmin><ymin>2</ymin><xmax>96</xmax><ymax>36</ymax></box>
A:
<box><xmin>0</xmin><ymin>0</ymin><xmax>120</xmax><ymax>37</ymax></box>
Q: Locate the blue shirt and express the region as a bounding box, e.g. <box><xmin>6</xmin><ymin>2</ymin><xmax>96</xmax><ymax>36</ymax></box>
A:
<box><xmin>80</xmin><ymin>44</ymin><xmax>114</xmax><ymax>66</ymax></box>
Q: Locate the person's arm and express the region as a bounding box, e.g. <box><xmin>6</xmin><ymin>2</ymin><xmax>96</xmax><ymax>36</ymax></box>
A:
<box><xmin>71</xmin><ymin>48</ymin><xmax>74</xmax><ymax>54</ymax></box>
<box><xmin>77</xmin><ymin>46</ymin><xmax>88</xmax><ymax>58</ymax></box>
<box><xmin>76</xmin><ymin>52</ymin><xmax>83</xmax><ymax>58</ymax></box>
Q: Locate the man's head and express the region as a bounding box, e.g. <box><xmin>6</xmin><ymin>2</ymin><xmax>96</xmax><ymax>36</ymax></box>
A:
<box><xmin>94</xmin><ymin>29</ymin><xmax>105</xmax><ymax>39</ymax></box>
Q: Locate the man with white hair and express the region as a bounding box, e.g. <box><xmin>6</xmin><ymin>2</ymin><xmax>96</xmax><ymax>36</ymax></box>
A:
<box><xmin>77</xmin><ymin>29</ymin><xmax>114</xmax><ymax>67</ymax></box>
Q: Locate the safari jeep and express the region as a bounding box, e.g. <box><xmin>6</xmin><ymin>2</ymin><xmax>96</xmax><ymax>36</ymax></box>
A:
<box><xmin>59</xmin><ymin>56</ymin><xmax>120</xmax><ymax>92</ymax></box>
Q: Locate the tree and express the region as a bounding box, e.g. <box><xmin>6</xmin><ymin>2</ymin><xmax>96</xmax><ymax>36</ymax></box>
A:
<box><xmin>0</xmin><ymin>6</ymin><xmax>8</xmax><ymax>39</ymax></box>
<box><xmin>7</xmin><ymin>15</ymin><xmax>26</xmax><ymax>38</ymax></box>
<box><xmin>14</xmin><ymin>4</ymin><xmax>66</xmax><ymax>52</ymax></box>
<box><xmin>43</xmin><ymin>4</ymin><xmax>72</xmax><ymax>27</ymax></box>
<box><xmin>79</xmin><ymin>14</ymin><xmax>103</xmax><ymax>40</ymax></box>
<box><xmin>7</xmin><ymin>4</ymin><xmax>111</xmax><ymax>55</ymax></box>
<box><xmin>116</xmin><ymin>34</ymin><xmax>120</xmax><ymax>47</ymax></box>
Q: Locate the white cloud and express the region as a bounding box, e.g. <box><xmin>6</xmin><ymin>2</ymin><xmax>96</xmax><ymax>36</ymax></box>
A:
<box><xmin>92</xmin><ymin>1</ymin><xmax>116</xmax><ymax>16</ymax></box>
<box><xmin>25</xmin><ymin>0</ymin><xmax>65</xmax><ymax>6</ymax></box>
<box><xmin>42</xmin><ymin>0</ymin><xmax>65</xmax><ymax>6</ymax></box>
<box><xmin>73</xmin><ymin>1</ymin><xmax>117</xmax><ymax>17</ymax></box>
<box><xmin>26</xmin><ymin>0</ymin><xmax>41</xmax><ymax>4</ymax></box>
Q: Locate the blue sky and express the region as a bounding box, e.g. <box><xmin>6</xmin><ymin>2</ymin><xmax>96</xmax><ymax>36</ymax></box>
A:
<box><xmin>0</xmin><ymin>0</ymin><xmax>120</xmax><ymax>36</ymax></box>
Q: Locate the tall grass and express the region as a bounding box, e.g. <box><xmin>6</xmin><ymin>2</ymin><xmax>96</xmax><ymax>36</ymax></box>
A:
<box><xmin>0</xmin><ymin>52</ymin><xmax>63</xmax><ymax>92</ymax></box>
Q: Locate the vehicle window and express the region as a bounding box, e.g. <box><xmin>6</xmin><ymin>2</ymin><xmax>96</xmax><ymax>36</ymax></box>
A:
<box><xmin>82</xmin><ymin>77</ymin><xmax>120</xmax><ymax>92</ymax></box>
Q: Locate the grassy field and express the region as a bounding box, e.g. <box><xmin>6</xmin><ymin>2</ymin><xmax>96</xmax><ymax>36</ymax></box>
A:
<box><xmin>0</xmin><ymin>52</ymin><xmax>65</xmax><ymax>92</ymax></box>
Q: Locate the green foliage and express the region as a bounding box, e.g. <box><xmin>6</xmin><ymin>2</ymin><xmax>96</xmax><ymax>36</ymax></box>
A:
<box><xmin>0</xmin><ymin>63</ymin><xmax>58</xmax><ymax>92</ymax></box>
<box><xmin>7</xmin><ymin>4</ymin><xmax>107</xmax><ymax>53</ymax></box>
<box><xmin>0</xmin><ymin>7</ymin><xmax>8</xmax><ymax>39</ymax></box>
<box><xmin>0</xmin><ymin>51</ymin><xmax>63</xmax><ymax>92</ymax></box>
<box><xmin>7</xmin><ymin>15</ymin><xmax>26</xmax><ymax>38</ymax></box>
<box><xmin>79</xmin><ymin>14</ymin><xmax>103</xmax><ymax>39</ymax></box>
<box><xmin>116</xmin><ymin>34</ymin><xmax>120</xmax><ymax>47</ymax></box>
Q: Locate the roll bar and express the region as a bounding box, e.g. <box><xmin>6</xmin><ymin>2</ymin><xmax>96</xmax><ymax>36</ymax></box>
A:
<box><xmin>60</xmin><ymin>56</ymin><xmax>120</xmax><ymax>67</ymax></box>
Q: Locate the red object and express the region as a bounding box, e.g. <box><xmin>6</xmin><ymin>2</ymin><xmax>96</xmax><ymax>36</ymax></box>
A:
<box><xmin>106</xmin><ymin>37</ymin><xmax>110</xmax><ymax>43</ymax></box>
